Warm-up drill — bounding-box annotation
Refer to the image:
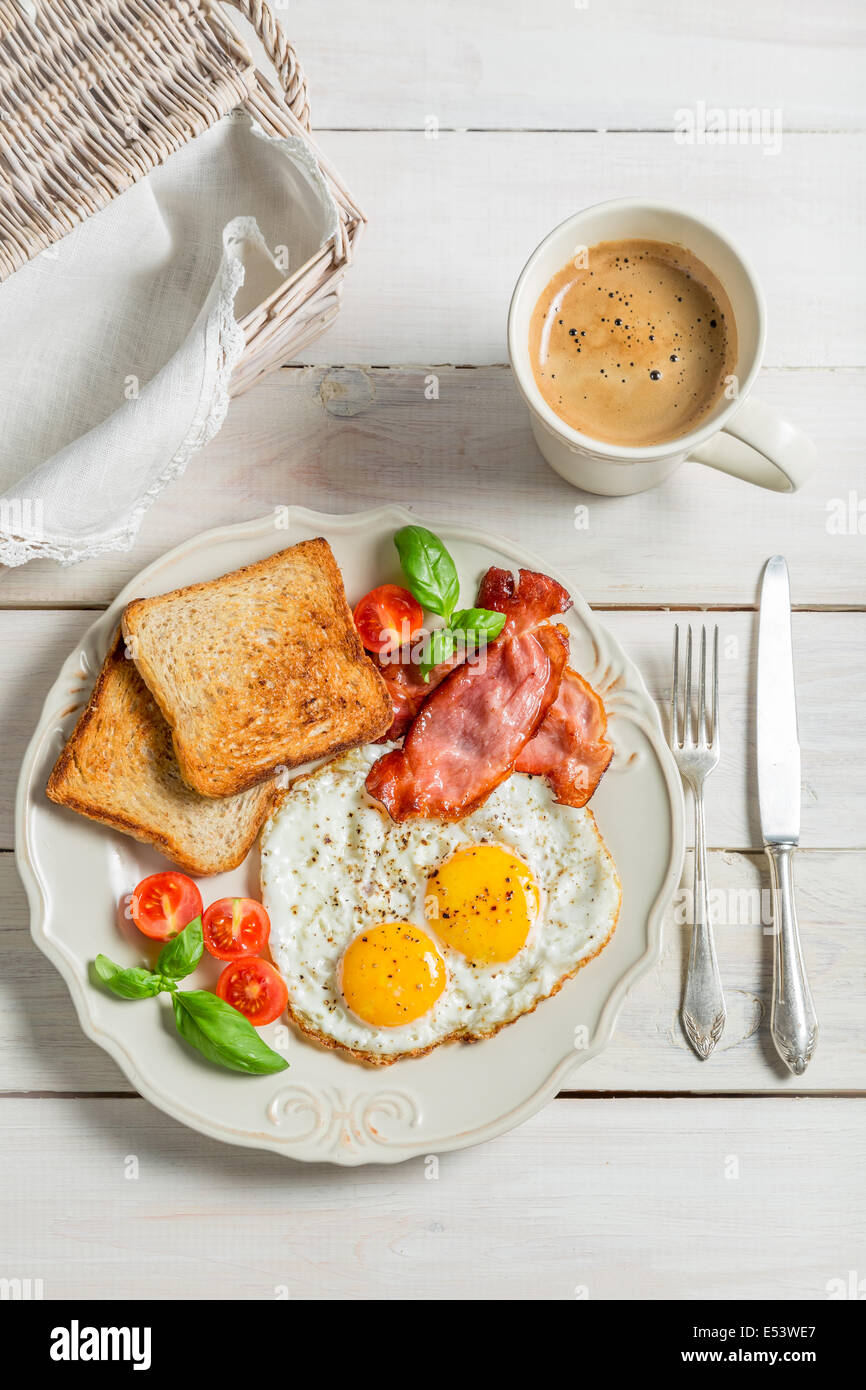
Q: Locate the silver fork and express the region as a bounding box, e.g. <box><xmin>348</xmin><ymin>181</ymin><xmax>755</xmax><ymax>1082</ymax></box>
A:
<box><xmin>670</xmin><ymin>624</ymin><xmax>726</xmax><ymax>1059</ymax></box>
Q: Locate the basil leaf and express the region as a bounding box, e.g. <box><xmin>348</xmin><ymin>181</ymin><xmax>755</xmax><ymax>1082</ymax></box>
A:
<box><xmin>93</xmin><ymin>955</ymin><xmax>164</xmax><ymax>1000</ymax></box>
<box><xmin>173</xmin><ymin>991</ymin><xmax>289</xmax><ymax>1075</ymax></box>
<box><xmin>157</xmin><ymin>916</ymin><xmax>203</xmax><ymax>981</ymax></box>
<box><xmin>451</xmin><ymin>607</ymin><xmax>507</xmax><ymax>641</ymax></box>
<box><xmin>419</xmin><ymin>625</ymin><xmax>455</xmax><ymax>682</ymax></box>
<box><xmin>394</xmin><ymin>526</ymin><xmax>460</xmax><ymax>621</ymax></box>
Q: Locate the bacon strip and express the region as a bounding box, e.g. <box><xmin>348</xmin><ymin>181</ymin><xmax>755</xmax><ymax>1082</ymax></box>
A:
<box><xmin>515</xmin><ymin>667</ymin><xmax>613</xmax><ymax>807</ymax></box>
<box><xmin>478</xmin><ymin>566</ymin><xmax>612</xmax><ymax>807</ymax></box>
<box><xmin>365</xmin><ymin>569</ymin><xmax>571</xmax><ymax>821</ymax></box>
<box><xmin>476</xmin><ymin>567</ymin><xmax>572</xmax><ymax>636</ymax></box>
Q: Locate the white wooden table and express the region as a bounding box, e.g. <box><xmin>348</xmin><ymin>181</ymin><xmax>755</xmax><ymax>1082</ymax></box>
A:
<box><xmin>2</xmin><ymin>0</ymin><xmax>864</xmax><ymax>1300</ymax></box>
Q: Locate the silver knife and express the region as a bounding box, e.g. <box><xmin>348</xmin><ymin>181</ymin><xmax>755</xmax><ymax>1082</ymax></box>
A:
<box><xmin>757</xmin><ymin>555</ymin><xmax>818</xmax><ymax>1075</ymax></box>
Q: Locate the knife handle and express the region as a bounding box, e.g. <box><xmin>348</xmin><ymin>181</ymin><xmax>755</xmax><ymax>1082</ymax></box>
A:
<box><xmin>766</xmin><ymin>844</ymin><xmax>818</xmax><ymax>1075</ymax></box>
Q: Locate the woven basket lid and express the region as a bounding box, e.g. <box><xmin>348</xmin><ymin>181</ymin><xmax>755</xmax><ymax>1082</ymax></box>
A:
<box><xmin>0</xmin><ymin>0</ymin><xmax>302</xmax><ymax>281</ymax></box>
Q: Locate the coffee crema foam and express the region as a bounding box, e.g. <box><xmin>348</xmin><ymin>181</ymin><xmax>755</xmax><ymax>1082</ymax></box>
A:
<box><xmin>529</xmin><ymin>238</ymin><xmax>737</xmax><ymax>447</ymax></box>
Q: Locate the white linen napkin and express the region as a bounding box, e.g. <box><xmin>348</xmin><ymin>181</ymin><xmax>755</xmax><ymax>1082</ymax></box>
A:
<box><xmin>0</xmin><ymin>110</ymin><xmax>338</xmax><ymax>567</ymax></box>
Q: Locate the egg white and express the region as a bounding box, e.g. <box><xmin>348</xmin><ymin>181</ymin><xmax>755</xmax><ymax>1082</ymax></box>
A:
<box><xmin>260</xmin><ymin>743</ymin><xmax>621</xmax><ymax>1063</ymax></box>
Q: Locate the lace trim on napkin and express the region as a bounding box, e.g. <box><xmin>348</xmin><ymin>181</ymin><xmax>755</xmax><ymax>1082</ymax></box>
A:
<box><xmin>0</xmin><ymin>114</ymin><xmax>340</xmax><ymax>569</ymax></box>
<box><xmin>0</xmin><ymin>218</ymin><xmax>250</xmax><ymax>569</ymax></box>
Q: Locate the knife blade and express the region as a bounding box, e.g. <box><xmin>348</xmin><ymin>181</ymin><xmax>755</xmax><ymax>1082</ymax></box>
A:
<box><xmin>757</xmin><ymin>555</ymin><xmax>800</xmax><ymax>845</ymax></box>
<box><xmin>757</xmin><ymin>555</ymin><xmax>818</xmax><ymax>1074</ymax></box>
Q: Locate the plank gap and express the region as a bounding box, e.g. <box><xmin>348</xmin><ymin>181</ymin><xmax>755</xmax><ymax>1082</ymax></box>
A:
<box><xmin>0</xmin><ymin>1088</ymin><xmax>861</xmax><ymax>1101</ymax></box>
<box><xmin>311</xmin><ymin>127</ymin><xmax>866</xmax><ymax>137</ymax></box>
<box><xmin>1</xmin><ymin>601</ymin><xmax>864</xmax><ymax>616</ymax></box>
<box><xmin>0</xmin><ymin>1090</ymin><xmax>138</xmax><ymax>1101</ymax></box>
<box><xmin>557</xmin><ymin>1089</ymin><xmax>866</xmax><ymax>1099</ymax></box>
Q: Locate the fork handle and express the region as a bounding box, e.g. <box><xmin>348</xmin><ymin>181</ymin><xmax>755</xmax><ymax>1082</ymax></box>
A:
<box><xmin>682</xmin><ymin>789</ymin><xmax>726</xmax><ymax>1058</ymax></box>
<box><xmin>766</xmin><ymin>844</ymin><xmax>818</xmax><ymax>1075</ymax></box>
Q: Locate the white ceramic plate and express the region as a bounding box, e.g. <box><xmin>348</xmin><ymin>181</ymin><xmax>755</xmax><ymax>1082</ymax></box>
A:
<box><xmin>17</xmin><ymin>507</ymin><xmax>684</xmax><ymax>1165</ymax></box>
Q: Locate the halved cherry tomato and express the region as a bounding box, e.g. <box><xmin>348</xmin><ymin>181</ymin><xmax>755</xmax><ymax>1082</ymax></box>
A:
<box><xmin>216</xmin><ymin>958</ymin><xmax>288</xmax><ymax>1027</ymax></box>
<box><xmin>353</xmin><ymin>584</ymin><xmax>424</xmax><ymax>654</ymax></box>
<box><xmin>130</xmin><ymin>871</ymin><xmax>203</xmax><ymax>942</ymax></box>
<box><xmin>203</xmin><ymin>897</ymin><xmax>270</xmax><ymax>962</ymax></box>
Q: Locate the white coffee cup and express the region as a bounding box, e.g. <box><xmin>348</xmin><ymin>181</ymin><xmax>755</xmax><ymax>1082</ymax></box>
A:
<box><xmin>507</xmin><ymin>199</ymin><xmax>816</xmax><ymax>496</ymax></box>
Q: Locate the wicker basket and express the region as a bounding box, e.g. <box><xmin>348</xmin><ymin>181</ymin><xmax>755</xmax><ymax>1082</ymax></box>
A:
<box><xmin>0</xmin><ymin>0</ymin><xmax>364</xmax><ymax>396</ymax></box>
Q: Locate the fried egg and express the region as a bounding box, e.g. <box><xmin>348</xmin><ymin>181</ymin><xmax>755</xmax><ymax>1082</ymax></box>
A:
<box><xmin>260</xmin><ymin>744</ymin><xmax>621</xmax><ymax>1064</ymax></box>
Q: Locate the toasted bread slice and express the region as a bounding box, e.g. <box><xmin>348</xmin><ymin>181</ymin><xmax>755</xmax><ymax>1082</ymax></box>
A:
<box><xmin>47</xmin><ymin>633</ymin><xmax>274</xmax><ymax>875</ymax></box>
<box><xmin>121</xmin><ymin>538</ymin><xmax>392</xmax><ymax>798</ymax></box>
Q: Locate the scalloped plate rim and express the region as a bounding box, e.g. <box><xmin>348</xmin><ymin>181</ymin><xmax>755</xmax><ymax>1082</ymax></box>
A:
<box><xmin>16</xmin><ymin>505</ymin><xmax>685</xmax><ymax>1164</ymax></box>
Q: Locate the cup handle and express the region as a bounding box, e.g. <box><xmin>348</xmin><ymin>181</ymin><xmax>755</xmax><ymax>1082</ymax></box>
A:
<box><xmin>688</xmin><ymin>397</ymin><xmax>816</xmax><ymax>493</ymax></box>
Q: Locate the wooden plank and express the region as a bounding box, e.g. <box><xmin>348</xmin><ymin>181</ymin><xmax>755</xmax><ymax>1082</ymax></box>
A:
<box><xmin>4</xmin><ymin>607</ymin><xmax>864</xmax><ymax>849</ymax></box>
<box><xmin>0</xmin><ymin>365</ymin><xmax>862</xmax><ymax>608</ymax></box>
<box><xmin>3</xmin><ymin>848</ymin><xmax>863</xmax><ymax>1094</ymax></box>
<box><xmin>0</xmin><ymin>1094</ymin><xmax>861</xmax><ymax>1298</ymax></box>
<box><xmin>267</xmin><ymin>0</ymin><xmax>866</xmax><ymax>132</ymax></box>
<box><xmin>603</xmin><ymin>611</ymin><xmax>866</xmax><ymax>852</ymax></box>
<box><xmin>300</xmin><ymin>132</ymin><xmax>864</xmax><ymax>366</ymax></box>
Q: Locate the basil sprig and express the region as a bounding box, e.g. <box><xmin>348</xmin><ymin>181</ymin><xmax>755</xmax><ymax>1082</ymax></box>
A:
<box><xmin>394</xmin><ymin>526</ymin><xmax>506</xmax><ymax>681</ymax></box>
<box><xmin>92</xmin><ymin>917</ymin><xmax>288</xmax><ymax>1076</ymax></box>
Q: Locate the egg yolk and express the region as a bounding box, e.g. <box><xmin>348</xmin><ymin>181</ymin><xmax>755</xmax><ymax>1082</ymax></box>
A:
<box><xmin>340</xmin><ymin>922</ymin><xmax>446</xmax><ymax>1027</ymax></box>
<box><xmin>425</xmin><ymin>844</ymin><xmax>540</xmax><ymax>965</ymax></box>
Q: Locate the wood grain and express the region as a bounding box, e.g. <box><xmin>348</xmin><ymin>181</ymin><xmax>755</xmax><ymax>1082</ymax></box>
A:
<box><xmin>3</xmin><ymin>848</ymin><xmax>863</xmax><ymax>1095</ymax></box>
<box><xmin>0</xmin><ymin>1093</ymin><xmax>861</xmax><ymax>1298</ymax></box>
<box><xmin>277</xmin><ymin>0</ymin><xmax>866</xmax><ymax>132</ymax></box>
<box><xmin>0</xmin><ymin>366</ymin><xmax>862</xmax><ymax>607</ymax></box>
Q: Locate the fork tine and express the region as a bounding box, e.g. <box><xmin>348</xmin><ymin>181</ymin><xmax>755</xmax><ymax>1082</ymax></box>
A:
<box><xmin>671</xmin><ymin>624</ymin><xmax>680</xmax><ymax>746</ymax></box>
<box><xmin>711</xmin><ymin>624</ymin><xmax>720</xmax><ymax>747</ymax></box>
<box><xmin>684</xmin><ymin>624</ymin><xmax>693</xmax><ymax>745</ymax></box>
<box><xmin>698</xmin><ymin>625</ymin><xmax>707</xmax><ymax>746</ymax></box>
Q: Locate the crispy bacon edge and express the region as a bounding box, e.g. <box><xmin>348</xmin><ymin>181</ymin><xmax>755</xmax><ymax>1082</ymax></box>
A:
<box><xmin>478</xmin><ymin>566</ymin><xmax>612</xmax><ymax>807</ymax></box>
<box><xmin>514</xmin><ymin>666</ymin><xmax>613</xmax><ymax>807</ymax></box>
<box><xmin>476</xmin><ymin>566</ymin><xmax>573</xmax><ymax>635</ymax></box>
